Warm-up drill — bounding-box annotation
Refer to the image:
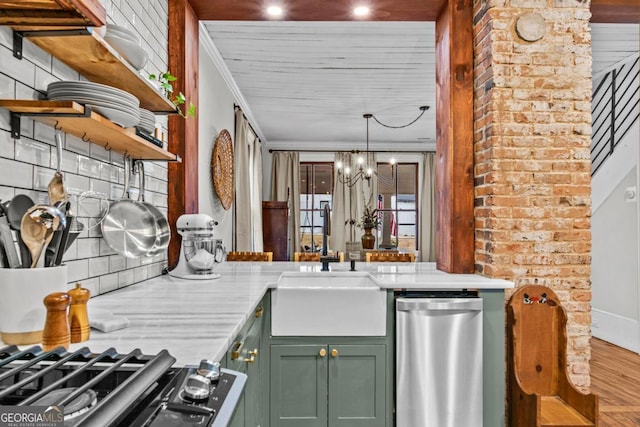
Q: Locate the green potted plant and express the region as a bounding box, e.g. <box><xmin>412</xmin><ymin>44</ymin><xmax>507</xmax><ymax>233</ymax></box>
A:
<box><xmin>148</xmin><ymin>71</ymin><xmax>196</xmax><ymax>118</ymax></box>
<box><xmin>357</xmin><ymin>206</ymin><xmax>381</xmax><ymax>249</ymax></box>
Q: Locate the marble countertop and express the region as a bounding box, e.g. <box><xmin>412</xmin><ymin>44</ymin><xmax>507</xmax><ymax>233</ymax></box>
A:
<box><xmin>1</xmin><ymin>262</ymin><xmax>512</xmax><ymax>367</ymax></box>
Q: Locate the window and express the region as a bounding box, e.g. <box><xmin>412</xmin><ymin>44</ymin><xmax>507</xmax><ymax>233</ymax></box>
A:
<box><xmin>376</xmin><ymin>163</ymin><xmax>418</xmax><ymax>251</ymax></box>
<box><xmin>300</xmin><ymin>163</ymin><xmax>333</xmax><ymax>252</ymax></box>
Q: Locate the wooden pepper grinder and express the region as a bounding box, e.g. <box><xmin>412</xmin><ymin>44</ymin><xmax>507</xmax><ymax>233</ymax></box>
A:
<box><xmin>68</xmin><ymin>282</ymin><xmax>90</xmax><ymax>343</ymax></box>
<box><xmin>42</xmin><ymin>292</ymin><xmax>71</xmax><ymax>351</ymax></box>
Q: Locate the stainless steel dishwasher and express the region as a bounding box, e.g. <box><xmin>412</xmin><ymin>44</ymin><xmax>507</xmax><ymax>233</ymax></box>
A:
<box><xmin>396</xmin><ymin>294</ymin><xmax>483</xmax><ymax>427</ymax></box>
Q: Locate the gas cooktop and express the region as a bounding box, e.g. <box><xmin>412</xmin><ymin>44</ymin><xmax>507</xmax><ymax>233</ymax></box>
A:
<box><xmin>0</xmin><ymin>345</ymin><xmax>246</xmax><ymax>426</ymax></box>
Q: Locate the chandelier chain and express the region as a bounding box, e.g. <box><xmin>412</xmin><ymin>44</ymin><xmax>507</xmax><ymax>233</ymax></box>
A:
<box><xmin>371</xmin><ymin>105</ymin><xmax>429</xmax><ymax>129</ymax></box>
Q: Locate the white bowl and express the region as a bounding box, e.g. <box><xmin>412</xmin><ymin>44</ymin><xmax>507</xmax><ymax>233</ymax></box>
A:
<box><xmin>105</xmin><ymin>34</ymin><xmax>148</xmax><ymax>71</ymax></box>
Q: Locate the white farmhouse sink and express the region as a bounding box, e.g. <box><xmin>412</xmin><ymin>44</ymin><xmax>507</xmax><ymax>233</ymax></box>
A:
<box><xmin>271</xmin><ymin>272</ymin><xmax>387</xmax><ymax>336</ymax></box>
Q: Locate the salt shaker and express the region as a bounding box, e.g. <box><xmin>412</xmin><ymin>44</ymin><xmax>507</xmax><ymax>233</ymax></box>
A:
<box><xmin>42</xmin><ymin>292</ymin><xmax>71</xmax><ymax>351</ymax></box>
<box><xmin>68</xmin><ymin>282</ymin><xmax>90</xmax><ymax>343</ymax></box>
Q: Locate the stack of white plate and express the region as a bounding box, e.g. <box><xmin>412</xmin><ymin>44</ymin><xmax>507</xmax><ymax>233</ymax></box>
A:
<box><xmin>47</xmin><ymin>81</ymin><xmax>140</xmax><ymax>128</ymax></box>
<box><xmin>104</xmin><ymin>24</ymin><xmax>148</xmax><ymax>71</ymax></box>
<box><xmin>137</xmin><ymin>108</ymin><xmax>156</xmax><ymax>134</ymax></box>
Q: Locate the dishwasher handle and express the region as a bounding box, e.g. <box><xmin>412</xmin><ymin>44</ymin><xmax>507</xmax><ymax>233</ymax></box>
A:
<box><xmin>396</xmin><ymin>297</ymin><xmax>482</xmax><ymax>312</ymax></box>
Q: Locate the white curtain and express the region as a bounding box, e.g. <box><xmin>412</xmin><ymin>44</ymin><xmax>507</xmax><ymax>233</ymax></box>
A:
<box><xmin>331</xmin><ymin>152</ymin><xmax>377</xmax><ymax>254</ymax></box>
<box><xmin>419</xmin><ymin>152</ymin><xmax>436</xmax><ymax>261</ymax></box>
<box><xmin>271</xmin><ymin>152</ymin><xmax>300</xmax><ymax>260</ymax></box>
<box><xmin>234</xmin><ymin>109</ymin><xmax>263</xmax><ymax>251</ymax></box>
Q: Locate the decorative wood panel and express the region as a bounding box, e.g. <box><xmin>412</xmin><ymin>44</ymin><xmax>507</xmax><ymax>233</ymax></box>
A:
<box><xmin>168</xmin><ymin>0</ymin><xmax>199</xmax><ymax>268</ymax></box>
<box><xmin>435</xmin><ymin>0</ymin><xmax>474</xmax><ymax>273</ymax></box>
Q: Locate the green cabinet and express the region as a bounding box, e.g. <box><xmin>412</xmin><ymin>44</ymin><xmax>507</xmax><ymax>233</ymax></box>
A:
<box><xmin>227</xmin><ymin>302</ymin><xmax>267</xmax><ymax>427</ymax></box>
<box><xmin>270</xmin><ymin>343</ymin><xmax>386</xmax><ymax>427</ymax></box>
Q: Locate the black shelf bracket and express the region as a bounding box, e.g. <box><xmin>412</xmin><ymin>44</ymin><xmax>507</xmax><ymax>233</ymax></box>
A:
<box><xmin>10</xmin><ymin>106</ymin><xmax>93</xmax><ymax>139</ymax></box>
<box><xmin>13</xmin><ymin>28</ymin><xmax>92</xmax><ymax>59</ymax></box>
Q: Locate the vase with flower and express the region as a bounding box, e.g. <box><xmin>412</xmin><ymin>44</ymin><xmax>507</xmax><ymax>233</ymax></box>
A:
<box><xmin>357</xmin><ymin>206</ymin><xmax>381</xmax><ymax>249</ymax></box>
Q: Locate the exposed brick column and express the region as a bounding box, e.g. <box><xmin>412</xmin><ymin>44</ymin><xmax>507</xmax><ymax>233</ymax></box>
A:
<box><xmin>473</xmin><ymin>0</ymin><xmax>593</xmax><ymax>389</ymax></box>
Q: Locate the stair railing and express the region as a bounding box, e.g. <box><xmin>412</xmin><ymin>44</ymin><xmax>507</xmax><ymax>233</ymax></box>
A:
<box><xmin>591</xmin><ymin>55</ymin><xmax>639</xmax><ymax>176</ymax></box>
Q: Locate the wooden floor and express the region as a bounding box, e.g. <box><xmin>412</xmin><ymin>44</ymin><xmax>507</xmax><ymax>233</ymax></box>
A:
<box><xmin>591</xmin><ymin>338</ymin><xmax>640</xmax><ymax>426</ymax></box>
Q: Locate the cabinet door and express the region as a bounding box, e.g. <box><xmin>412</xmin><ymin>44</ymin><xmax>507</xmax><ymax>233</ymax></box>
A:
<box><xmin>244</xmin><ymin>320</ymin><xmax>263</xmax><ymax>427</ymax></box>
<box><xmin>270</xmin><ymin>345</ymin><xmax>328</xmax><ymax>427</ymax></box>
<box><xmin>328</xmin><ymin>345</ymin><xmax>386</xmax><ymax>427</ymax></box>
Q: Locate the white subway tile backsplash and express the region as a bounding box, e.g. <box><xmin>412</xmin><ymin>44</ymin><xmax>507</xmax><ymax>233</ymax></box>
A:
<box><xmin>15</xmin><ymin>137</ymin><xmax>51</xmax><ymax>167</ymax></box>
<box><xmin>78</xmin><ymin>238</ymin><xmax>101</xmax><ymax>259</ymax></box>
<box><xmin>23</xmin><ymin>39</ymin><xmax>52</xmax><ymax>71</ymax></box>
<box><xmin>109</xmin><ymin>255</ymin><xmax>127</xmax><ymax>272</ymax></box>
<box><xmin>0</xmin><ymin>110</ymin><xmax>10</xmax><ymax>134</ymax></box>
<box><xmin>65</xmin><ymin>134</ymin><xmax>91</xmax><ymax>156</ymax></box>
<box><xmin>89</xmin><ymin>179</ymin><xmax>110</xmax><ymax>199</ymax></box>
<box><xmin>57</xmin><ymin>149</ymin><xmax>78</xmax><ymax>173</ymax></box>
<box><xmin>0</xmin><ymin>45</ymin><xmax>35</xmax><ymax>87</ymax></box>
<box><xmin>0</xmin><ymin>72</ymin><xmax>14</xmax><ymax>99</ymax></box>
<box><xmin>126</xmin><ymin>257</ymin><xmax>141</xmax><ymax>269</ymax></box>
<box><xmin>79</xmin><ymin>156</ymin><xmax>101</xmax><ymax>177</ymax></box>
<box><xmin>0</xmin><ymin>186</ymin><xmax>15</xmax><ymax>201</ymax></box>
<box><xmin>0</xmin><ymin>130</ymin><xmax>14</xmax><ymax>159</ymax></box>
<box><xmin>117</xmin><ymin>269</ymin><xmax>134</xmax><ymax>288</ymax></box>
<box><xmin>89</xmin><ymin>256</ymin><xmax>110</xmax><ymax>276</ymax></box>
<box><xmin>0</xmin><ymin>26</ymin><xmax>12</xmax><ymax>51</ymax></box>
<box><xmin>66</xmin><ymin>259</ymin><xmax>89</xmax><ymax>282</ymax></box>
<box><xmin>0</xmin><ymin>157</ymin><xmax>33</xmax><ymax>188</ymax></box>
<box><xmin>62</xmin><ymin>174</ymin><xmax>90</xmax><ymax>196</ymax></box>
<box><xmin>51</xmin><ymin>57</ymin><xmax>79</xmax><ymax>82</ymax></box>
<box><xmin>133</xmin><ymin>265</ymin><xmax>149</xmax><ymax>283</ymax></box>
<box><xmin>99</xmin><ymin>239</ymin><xmax>117</xmax><ymax>256</ymax></box>
<box><xmin>100</xmin><ymin>163</ymin><xmax>118</xmax><ymax>182</ymax></box>
<box><xmin>100</xmin><ymin>273</ymin><xmax>119</xmax><ymax>293</ymax></box>
<box><xmin>0</xmin><ymin>0</ymin><xmax>170</xmax><ymax>296</ymax></box>
<box><xmin>34</xmin><ymin>68</ymin><xmax>57</xmax><ymax>93</ymax></box>
<box><xmin>90</xmin><ymin>143</ymin><xmax>111</xmax><ymax>163</ymax></box>
<box><xmin>33</xmin><ymin>122</ymin><xmax>55</xmax><ymax>145</ymax></box>
<box><xmin>15</xmin><ymin>82</ymin><xmax>39</xmax><ymax>101</ymax></box>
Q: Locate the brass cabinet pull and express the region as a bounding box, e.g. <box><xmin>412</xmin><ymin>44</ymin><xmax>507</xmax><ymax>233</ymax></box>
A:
<box><xmin>330</xmin><ymin>349</ymin><xmax>338</xmax><ymax>357</ymax></box>
<box><xmin>255</xmin><ymin>306</ymin><xmax>264</xmax><ymax>318</ymax></box>
<box><xmin>244</xmin><ymin>349</ymin><xmax>258</xmax><ymax>364</ymax></box>
<box><xmin>230</xmin><ymin>341</ymin><xmax>244</xmax><ymax>361</ymax></box>
<box><xmin>319</xmin><ymin>348</ymin><xmax>327</xmax><ymax>357</ymax></box>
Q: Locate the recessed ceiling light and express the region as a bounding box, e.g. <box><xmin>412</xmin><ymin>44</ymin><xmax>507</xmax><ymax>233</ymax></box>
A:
<box><xmin>354</xmin><ymin>5</ymin><xmax>370</xmax><ymax>17</ymax></box>
<box><xmin>267</xmin><ymin>5</ymin><xmax>283</xmax><ymax>17</ymax></box>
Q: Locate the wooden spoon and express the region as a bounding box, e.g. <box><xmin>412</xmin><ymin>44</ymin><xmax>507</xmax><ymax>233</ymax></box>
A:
<box><xmin>21</xmin><ymin>209</ymin><xmax>61</xmax><ymax>268</ymax></box>
<box><xmin>48</xmin><ymin>129</ymin><xmax>67</xmax><ymax>205</ymax></box>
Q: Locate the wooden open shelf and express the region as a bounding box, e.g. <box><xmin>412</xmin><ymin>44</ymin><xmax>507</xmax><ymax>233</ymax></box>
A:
<box><xmin>18</xmin><ymin>28</ymin><xmax>176</xmax><ymax>113</ymax></box>
<box><xmin>0</xmin><ymin>0</ymin><xmax>106</xmax><ymax>27</ymax></box>
<box><xmin>0</xmin><ymin>100</ymin><xmax>180</xmax><ymax>161</ymax></box>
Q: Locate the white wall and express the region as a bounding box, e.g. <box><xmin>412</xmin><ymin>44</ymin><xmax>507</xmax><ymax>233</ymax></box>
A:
<box><xmin>591</xmin><ymin>123</ymin><xmax>639</xmax><ymax>352</ymax></box>
<box><xmin>198</xmin><ymin>33</ymin><xmax>236</xmax><ymax>248</ymax></box>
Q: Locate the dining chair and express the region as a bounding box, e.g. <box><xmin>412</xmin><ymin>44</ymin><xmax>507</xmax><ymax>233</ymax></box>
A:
<box><xmin>226</xmin><ymin>251</ymin><xmax>273</xmax><ymax>261</ymax></box>
<box><xmin>294</xmin><ymin>252</ymin><xmax>321</xmax><ymax>262</ymax></box>
<box><xmin>365</xmin><ymin>252</ymin><xmax>415</xmax><ymax>262</ymax></box>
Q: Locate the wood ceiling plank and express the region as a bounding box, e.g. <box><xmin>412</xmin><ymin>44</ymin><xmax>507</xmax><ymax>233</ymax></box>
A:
<box><xmin>591</xmin><ymin>0</ymin><xmax>640</xmax><ymax>23</ymax></box>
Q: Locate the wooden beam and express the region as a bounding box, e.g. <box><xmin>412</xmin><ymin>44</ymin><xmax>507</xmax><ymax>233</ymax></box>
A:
<box><xmin>168</xmin><ymin>0</ymin><xmax>199</xmax><ymax>268</ymax></box>
<box><xmin>189</xmin><ymin>0</ymin><xmax>447</xmax><ymax>21</ymax></box>
<box><xmin>435</xmin><ymin>0</ymin><xmax>474</xmax><ymax>273</ymax></box>
<box><xmin>591</xmin><ymin>0</ymin><xmax>639</xmax><ymax>23</ymax></box>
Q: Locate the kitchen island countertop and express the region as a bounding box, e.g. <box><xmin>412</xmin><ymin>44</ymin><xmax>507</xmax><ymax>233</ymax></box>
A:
<box><xmin>2</xmin><ymin>262</ymin><xmax>512</xmax><ymax>366</ymax></box>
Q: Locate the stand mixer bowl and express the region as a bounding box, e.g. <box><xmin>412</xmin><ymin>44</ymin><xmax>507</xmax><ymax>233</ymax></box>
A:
<box><xmin>183</xmin><ymin>236</ymin><xmax>225</xmax><ymax>274</ymax></box>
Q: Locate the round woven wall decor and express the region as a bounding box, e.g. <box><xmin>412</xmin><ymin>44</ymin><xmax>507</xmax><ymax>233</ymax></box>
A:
<box><xmin>211</xmin><ymin>129</ymin><xmax>234</xmax><ymax>210</ymax></box>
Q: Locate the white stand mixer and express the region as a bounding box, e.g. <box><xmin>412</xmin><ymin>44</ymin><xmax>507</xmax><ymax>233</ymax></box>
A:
<box><xmin>169</xmin><ymin>214</ymin><xmax>226</xmax><ymax>280</ymax></box>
